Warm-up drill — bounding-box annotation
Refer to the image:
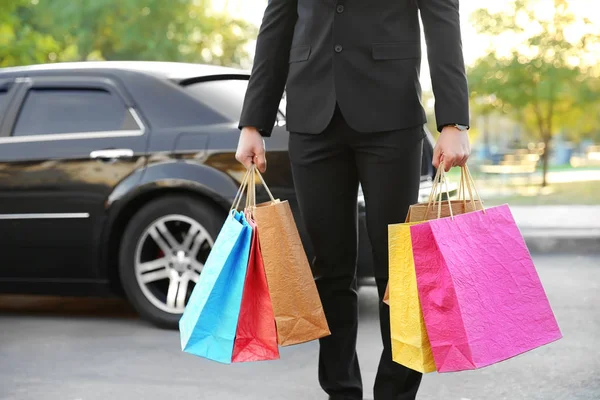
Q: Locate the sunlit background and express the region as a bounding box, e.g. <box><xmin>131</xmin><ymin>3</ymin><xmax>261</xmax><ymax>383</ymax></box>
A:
<box><xmin>214</xmin><ymin>0</ymin><xmax>600</xmax><ymax>79</ymax></box>
<box><xmin>217</xmin><ymin>0</ymin><xmax>600</xmax><ymax>203</ymax></box>
<box><xmin>1</xmin><ymin>0</ymin><xmax>599</xmax><ymax>204</ymax></box>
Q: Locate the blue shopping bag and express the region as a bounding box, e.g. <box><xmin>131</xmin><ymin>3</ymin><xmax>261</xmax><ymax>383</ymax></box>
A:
<box><xmin>179</xmin><ymin>210</ymin><xmax>253</xmax><ymax>363</ymax></box>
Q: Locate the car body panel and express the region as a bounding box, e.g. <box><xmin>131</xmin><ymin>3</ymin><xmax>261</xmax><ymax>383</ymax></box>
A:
<box><xmin>0</xmin><ymin>61</ymin><xmax>436</xmax><ymax>296</ymax></box>
<box><xmin>0</xmin><ymin>74</ymin><xmax>149</xmax><ymax>282</ymax></box>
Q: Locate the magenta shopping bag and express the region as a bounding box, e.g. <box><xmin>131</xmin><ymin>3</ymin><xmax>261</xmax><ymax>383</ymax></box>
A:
<box><xmin>411</xmin><ymin>204</ymin><xmax>562</xmax><ymax>372</ymax></box>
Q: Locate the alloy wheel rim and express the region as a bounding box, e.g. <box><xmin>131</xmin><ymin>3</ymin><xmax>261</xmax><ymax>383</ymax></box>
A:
<box><xmin>134</xmin><ymin>214</ymin><xmax>213</xmax><ymax>314</ymax></box>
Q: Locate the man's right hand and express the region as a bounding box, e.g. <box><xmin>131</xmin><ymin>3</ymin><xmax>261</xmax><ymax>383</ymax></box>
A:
<box><xmin>235</xmin><ymin>127</ymin><xmax>267</xmax><ymax>172</ymax></box>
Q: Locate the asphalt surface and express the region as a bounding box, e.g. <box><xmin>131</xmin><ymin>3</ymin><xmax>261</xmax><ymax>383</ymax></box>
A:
<box><xmin>0</xmin><ymin>254</ymin><xmax>598</xmax><ymax>400</ymax></box>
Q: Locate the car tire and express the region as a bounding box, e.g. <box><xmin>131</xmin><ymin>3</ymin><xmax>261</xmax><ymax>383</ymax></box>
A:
<box><xmin>119</xmin><ymin>194</ymin><xmax>224</xmax><ymax>329</ymax></box>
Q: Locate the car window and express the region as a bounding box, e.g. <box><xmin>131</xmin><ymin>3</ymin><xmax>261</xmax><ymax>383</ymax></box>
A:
<box><xmin>12</xmin><ymin>88</ymin><xmax>139</xmax><ymax>136</ymax></box>
<box><xmin>183</xmin><ymin>79</ymin><xmax>286</xmax><ymax>123</ymax></box>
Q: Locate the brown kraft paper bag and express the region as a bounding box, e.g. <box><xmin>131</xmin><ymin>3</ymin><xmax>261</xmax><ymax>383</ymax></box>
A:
<box><xmin>404</xmin><ymin>199</ymin><xmax>483</xmax><ymax>224</ymax></box>
<box><xmin>383</xmin><ymin>166</ymin><xmax>483</xmax><ymax>305</ymax></box>
<box><xmin>253</xmin><ymin>199</ymin><xmax>331</xmax><ymax>346</ymax></box>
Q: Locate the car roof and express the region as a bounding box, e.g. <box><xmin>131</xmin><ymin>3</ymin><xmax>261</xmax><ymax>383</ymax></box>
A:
<box><xmin>0</xmin><ymin>61</ymin><xmax>250</xmax><ymax>82</ymax></box>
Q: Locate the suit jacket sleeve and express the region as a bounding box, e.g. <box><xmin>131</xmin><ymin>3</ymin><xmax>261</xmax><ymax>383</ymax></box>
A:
<box><xmin>239</xmin><ymin>0</ymin><xmax>298</xmax><ymax>137</ymax></box>
<box><xmin>417</xmin><ymin>0</ymin><xmax>470</xmax><ymax>132</ymax></box>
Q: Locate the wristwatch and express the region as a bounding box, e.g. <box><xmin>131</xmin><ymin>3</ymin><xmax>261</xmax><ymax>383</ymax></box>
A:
<box><xmin>445</xmin><ymin>124</ymin><xmax>469</xmax><ymax>131</ymax></box>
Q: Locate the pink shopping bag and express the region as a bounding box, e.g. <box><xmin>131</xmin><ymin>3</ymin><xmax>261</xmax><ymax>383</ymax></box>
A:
<box><xmin>410</xmin><ymin>204</ymin><xmax>562</xmax><ymax>372</ymax></box>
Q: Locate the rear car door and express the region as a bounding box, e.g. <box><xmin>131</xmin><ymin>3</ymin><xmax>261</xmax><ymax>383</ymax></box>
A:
<box><xmin>181</xmin><ymin>77</ymin><xmax>294</xmax><ymax>200</ymax></box>
<box><xmin>0</xmin><ymin>75</ymin><xmax>149</xmax><ymax>282</ymax></box>
<box><xmin>0</xmin><ymin>78</ymin><xmax>17</xmax><ymax>128</ymax></box>
<box><xmin>180</xmin><ymin>77</ymin><xmax>315</xmax><ymax>259</ymax></box>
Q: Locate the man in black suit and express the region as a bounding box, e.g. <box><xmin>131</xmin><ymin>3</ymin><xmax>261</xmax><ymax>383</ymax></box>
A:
<box><xmin>237</xmin><ymin>1</ymin><xmax>470</xmax><ymax>399</ymax></box>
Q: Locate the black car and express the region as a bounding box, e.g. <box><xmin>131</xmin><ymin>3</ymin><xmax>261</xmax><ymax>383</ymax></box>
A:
<box><xmin>0</xmin><ymin>61</ymin><xmax>436</xmax><ymax>328</ymax></box>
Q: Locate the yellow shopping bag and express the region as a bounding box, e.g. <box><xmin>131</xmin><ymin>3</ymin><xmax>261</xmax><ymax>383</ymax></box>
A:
<box><xmin>388</xmin><ymin>222</ymin><xmax>436</xmax><ymax>373</ymax></box>
<box><xmin>383</xmin><ymin>165</ymin><xmax>483</xmax><ymax>305</ymax></box>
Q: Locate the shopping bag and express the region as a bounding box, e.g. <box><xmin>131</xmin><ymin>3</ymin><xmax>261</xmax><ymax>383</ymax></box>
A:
<box><xmin>406</xmin><ymin>165</ymin><xmax>484</xmax><ymax>223</ymax></box>
<box><xmin>406</xmin><ymin>199</ymin><xmax>483</xmax><ymax>222</ymax></box>
<box><xmin>251</xmin><ymin>170</ymin><xmax>330</xmax><ymax>346</ymax></box>
<box><xmin>411</xmin><ymin>204</ymin><xmax>562</xmax><ymax>372</ymax></box>
<box><xmin>388</xmin><ymin>222</ymin><xmax>436</xmax><ymax>373</ymax></box>
<box><xmin>383</xmin><ymin>166</ymin><xmax>482</xmax><ymax>305</ymax></box>
<box><xmin>232</xmin><ymin>215</ymin><xmax>280</xmax><ymax>362</ymax></box>
<box><xmin>179</xmin><ymin>173</ymin><xmax>254</xmax><ymax>363</ymax></box>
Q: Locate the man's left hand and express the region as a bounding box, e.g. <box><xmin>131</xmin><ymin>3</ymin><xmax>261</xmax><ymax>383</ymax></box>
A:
<box><xmin>432</xmin><ymin>126</ymin><xmax>471</xmax><ymax>172</ymax></box>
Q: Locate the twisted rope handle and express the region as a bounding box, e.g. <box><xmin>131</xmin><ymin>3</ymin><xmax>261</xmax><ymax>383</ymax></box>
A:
<box><xmin>425</xmin><ymin>162</ymin><xmax>454</xmax><ymax>220</ymax></box>
<box><xmin>230</xmin><ymin>168</ymin><xmax>252</xmax><ymax>213</ymax></box>
<box><xmin>425</xmin><ymin>162</ymin><xmax>486</xmax><ymax>220</ymax></box>
<box><xmin>458</xmin><ymin>165</ymin><xmax>479</xmax><ymax>210</ymax></box>
<box><xmin>254</xmin><ymin>168</ymin><xmax>276</xmax><ymax>203</ymax></box>
<box><xmin>437</xmin><ymin>165</ymin><xmax>454</xmax><ymax>220</ymax></box>
<box><xmin>462</xmin><ymin>164</ymin><xmax>485</xmax><ymax>213</ymax></box>
<box><xmin>230</xmin><ymin>165</ymin><xmax>277</xmax><ymax>218</ymax></box>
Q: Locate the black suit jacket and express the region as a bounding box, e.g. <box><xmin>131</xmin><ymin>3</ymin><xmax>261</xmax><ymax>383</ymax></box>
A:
<box><xmin>239</xmin><ymin>0</ymin><xmax>469</xmax><ymax>136</ymax></box>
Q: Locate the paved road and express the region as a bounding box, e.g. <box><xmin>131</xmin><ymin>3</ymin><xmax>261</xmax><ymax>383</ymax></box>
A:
<box><xmin>0</xmin><ymin>255</ymin><xmax>598</xmax><ymax>400</ymax></box>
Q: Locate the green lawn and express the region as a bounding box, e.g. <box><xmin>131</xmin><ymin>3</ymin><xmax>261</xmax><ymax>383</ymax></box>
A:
<box><xmin>538</xmin><ymin>164</ymin><xmax>600</xmax><ymax>173</ymax></box>
<box><xmin>484</xmin><ymin>180</ymin><xmax>600</xmax><ymax>206</ymax></box>
<box><xmin>445</xmin><ymin>165</ymin><xmax>600</xmax><ymax>180</ymax></box>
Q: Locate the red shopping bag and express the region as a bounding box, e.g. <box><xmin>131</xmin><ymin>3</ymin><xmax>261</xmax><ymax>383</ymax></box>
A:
<box><xmin>232</xmin><ymin>215</ymin><xmax>280</xmax><ymax>362</ymax></box>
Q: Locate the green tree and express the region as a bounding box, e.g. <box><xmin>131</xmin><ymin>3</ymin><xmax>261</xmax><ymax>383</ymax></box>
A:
<box><xmin>468</xmin><ymin>0</ymin><xmax>600</xmax><ymax>186</ymax></box>
<box><xmin>0</xmin><ymin>0</ymin><xmax>61</xmax><ymax>67</ymax></box>
<box><xmin>1</xmin><ymin>0</ymin><xmax>256</xmax><ymax>68</ymax></box>
<box><xmin>470</xmin><ymin>95</ymin><xmax>502</xmax><ymax>158</ymax></box>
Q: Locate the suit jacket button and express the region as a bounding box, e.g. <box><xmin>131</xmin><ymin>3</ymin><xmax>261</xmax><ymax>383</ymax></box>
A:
<box><xmin>336</xmin><ymin>5</ymin><xmax>345</xmax><ymax>13</ymax></box>
<box><xmin>334</xmin><ymin>45</ymin><xmax>343</xmax><ymax>53</ymax></box>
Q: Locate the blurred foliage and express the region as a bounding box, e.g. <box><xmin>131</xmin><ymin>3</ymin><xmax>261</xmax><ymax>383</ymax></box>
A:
<box><xmin>0</xmin><ymin>0</ymin><xmax>257</xmax><ymax>68</ymax></box>
<box><xmin>468</xmin><ymin>0</ymin><xmax>600</xmax><ymax>186</ymax></box>
<box><xmin>0</xmin><ymin>0</ymin><xmax>62</xmax><ymax>66</ymax></box>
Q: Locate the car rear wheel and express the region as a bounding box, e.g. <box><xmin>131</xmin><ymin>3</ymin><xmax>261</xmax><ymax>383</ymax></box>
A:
<box><xmin>119</xmin><ymin>195</ymin><xmax>223</xmax><ymax>329</ymax></box>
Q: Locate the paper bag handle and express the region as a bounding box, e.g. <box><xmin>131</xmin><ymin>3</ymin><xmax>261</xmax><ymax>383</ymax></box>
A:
<box><xmin>231</xmin><ymin>165</ymin><xmax>277</xmax><ymax>215</ymax></box>
<box><xmin>425</xmin><ymin>163</ymin><xmax>485</xmax><ymax>220</ymax></box>
<box><xmin>230</xmin><ymin>168</ymin><xmax>252</xmax><ymax>213</ymax></box>
<box><xmin>424</xmin><ymin>162</ymin><xmax>454</xmax><ymax>220</ymax></box>
<box><xmin>254</xmin><ymin>168</ymin><xmax>276</xmax><ymax>203</ymax></box>
<box><xmin>459</xmin><ymin>165</ymin><xmax>485</xmax><ymax>213</ymax></box>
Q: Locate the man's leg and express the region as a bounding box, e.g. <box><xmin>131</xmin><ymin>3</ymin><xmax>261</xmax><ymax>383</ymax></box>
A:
<box><xmin>288</xmin><ymin>108</ymin><xmax>362</xmax><ymax>400</ymax></box>
<box><xmin>352</xmin><ymin>125</ymin><xmax>425</xmax><ymax>400</ymax></box>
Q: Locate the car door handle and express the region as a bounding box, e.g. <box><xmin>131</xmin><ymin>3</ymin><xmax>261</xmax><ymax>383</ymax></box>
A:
<box><xmin>90</xmin><ymin>149</ymin><xmax>134</xmax><ymax>161</ymax></box>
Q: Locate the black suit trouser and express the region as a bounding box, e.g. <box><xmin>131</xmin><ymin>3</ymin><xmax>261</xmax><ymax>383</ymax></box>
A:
<box><xmin>288</xmin><ymin>106</ymin><xmax>424</xmax><ymax>400</ymax></box>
